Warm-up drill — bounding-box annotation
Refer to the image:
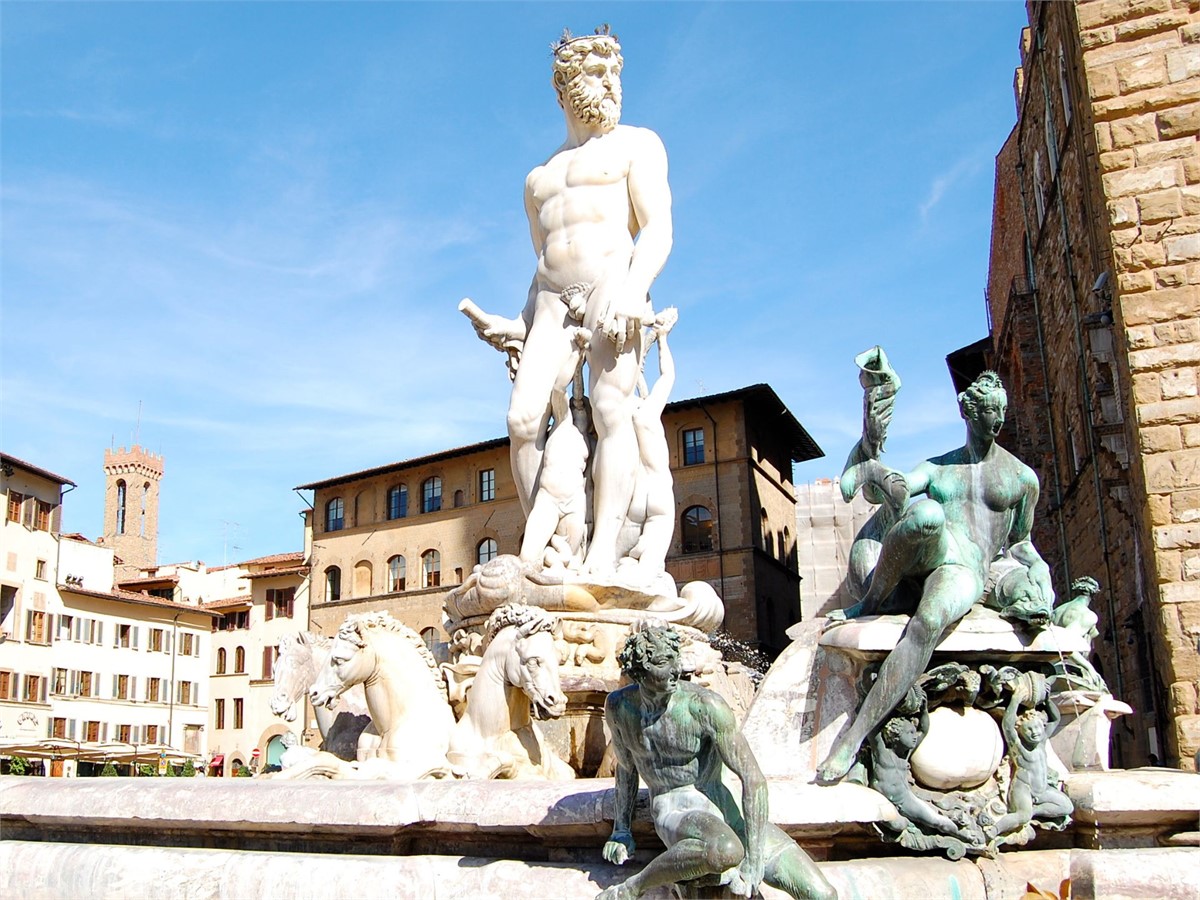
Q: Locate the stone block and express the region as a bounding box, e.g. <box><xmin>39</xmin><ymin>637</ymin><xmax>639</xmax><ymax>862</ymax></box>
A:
<box><xmin>1133</xmin><ymin>371</ymin><xmax>1164</xmax><ymax>403</ymax></box>
<box><xmin>1120</xmin><ymin>270</ymin><xmax>1155</xmax><ymax>293</ymax></box>
<box><xmin>1162</xmin><ymin>366</ymin><xmax>1200</xmax><ymax>399</ymax></box>
<box><xmin>1176</xmin><ymin>488</ymin><xmax>1200</xmax><ymax>523</ymax></box>
<box><xmin>1183</xmin><ymin>550</ymin><xmax>1200</xmax><ymax>579</ymax></box>
<box><xmin>1159</xmin><ymin>101</ymin><xmax>1200</xmax><ymax>139</ymax></box>
<box><xmin>1185</xmin><ymin>156</ymin><xmax>1200</xmax><ymax>184</ymax></box>
<box><xmin>1159</xmin><ymin>547</ymin><xmax>1184</xmax><ymax>580</ymax></box>
<box><xmin>1162</xmin><ymin>580</ymin><xmax>1200</xmax><ymax>603</ymax></box>
<box><xmin>1129</xmin><ymin>342</ymin><xmax>1200</xmax><ymax>371</ymax></box>
<box><xmin>1088</xmin><ymin>64</ymin><xmax>1121</xmax><ymax>101</ymax></box>
<box><xmin>1101</xmin><ymin>148</ymin><xmax>1137</xmax><ymax>172</ymax></box>
<box><xmin>1133</xmin><ymin>241</ymin><xmax>1169</xmax><ymax>270</ymax></box>
<box><xmin>1138</xmin><ymin>187</ymin><xmax>1184</xmax><ymax>222</ymax></box>
<box><xmin>1083</xmin><ymin>26</ymin><xmax>1117</xmax><ymax>49</ymax></box>
<box><xmin>1183</xmin><ymin>184</ymin><xmax>1200</xmax><ymax>215</ymax></box>
<box><xmin>1142</xmin><ymin>424</ymin><xmax>1184</xmax><ymax>452</ymax></box>
<box><xmin>1127</xmin><ymin>324</ymin><xmax>1157</xmax><ymax>348</ymax></box>
<box><xmin>1136</xmin><ymin>136</ymin><xmax>1200</xmax><ymax>165</ymax></box>
<box><xmin>1154</xmin><ymin>521</ymin><xmax>1200</xmax><ymax>550</ymax></box>
<box><xmin>1157</xmin><ymin>266</ymin><xmax>1190</xmax><ymax>288</ymax></box>
<box><xmin>1105</xmin><ymin>162</ymin><xmax>1180</xmax><ymax>196</ymax></box>
<box><xmin>1185</xmin><ymin>22</ymin><xmax>1200</xmax><ymax>44</ymax></box>
<box><xmin>1096</xmin><ymin>78</ymin><xmax>1200</xmax><ymax>120</ymax></box>
<box><xmin>1077</xmin><ymin>0</ymin><xmax>1171</xmax><ymax>31</ymax></box>
<box><xmin>1146</xmin><ymin>449</ymin><xmax>1200</xmax><ymax>493</ymax></box>
<box><xmin>1171</xmin><ymin>679</ymin><xmax>1199</xmax><ymax>715</ymax></box>
<box><xmin>1166</xmin><ymin>232</ymin><xmax>1200</xmax><ymax>260</ymax></box>
<box><xmin>1149</xmin><ymin>492</ymin><xmax>1173</xmax><ymax>524</ymax></box>
<box><xmin>1168</xmin><ymin>44</ymin><xmax>1200</xmax><ymax>83</ymax></box>
<box><xmin>1170</xmin><ymin>213</ymin><xmax>1200</xmax><ymax>234</ymax></box>
<box><xmin>1108</xmin><ymin>196</ymin><xmax>1137</xmax><ymax>225</ymax></box>
<box><xmin>1140</xmin><ymin>396</ymin><xmax>1200</xmax><ymax>426</ymax></box>
<box><xmin>1072</xmin><ymin>846</ymin><xmax>1200</xmax><ymax>900</ymax></box>
<box><xmin>1116</xmin><ymin>11</ymin><xmax>1191</xmax><ymax>41</ymax></box>
<box><xmin>1185</xmin><ymin>424</ymin><xmax>1200</xmax><ymax>446</ymax></box>
<box><xmin>1117</xmin><ymin>55</ymin><xmax>1168</xmax><ymax>93</ymax></box>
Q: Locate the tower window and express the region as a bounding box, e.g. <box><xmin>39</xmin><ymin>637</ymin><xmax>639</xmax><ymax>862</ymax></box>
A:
<box><xmin>479</xmin><ymin>469</ymin><xmax>495</xmax><ymax>502</ymax></box>
<box><xmin>421</xmin><ymin>550</ymin><xmax>441</xmax><ymax>588</ymax></box>
<box><xmin>325</xmin><ymin>566</ymin><xmax>341</xmax><ymax>603</ymax></box>
<box><xmin>683</xmin><ymin>429</ymin><xmax>705</xmax><ymax>466</ymax></box>
<box><xmin>388</xmin><ymin>555</ymin><xmax>406</xmax><ymax>592</ymax></box>
<box><xmin>116</xmin><ymin>480</ymin><xmax>127</xmax><ymax>534</ymax></box>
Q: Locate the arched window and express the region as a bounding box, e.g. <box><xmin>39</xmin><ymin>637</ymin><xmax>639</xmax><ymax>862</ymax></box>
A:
<box><xmin>477</xmin><ymin>538</ymin><xmax>498</xmax><ymax>565</ymax></box>
<box><xmin>325</xmin><ymin>566</ymin><xmax>341</xmax><ymax>603</ymax></box>
<box><xmin>422</xmin><ymin>477</ymin><xmax>442</xmax><ymax>513</ymax></box>
<box><xmin>1033</xmin><ymin>151</ymin><xmax>1046</xmax><ymax>224</ymax></box>
<box><xmin>784</xmin><ymin>526</ymin><xmax>793</xmax><ymax>565</ymax></box>
<box><xmin>681</xmin><ymin>506</ymin><xmax>714</xmax><ymax>554</ymax></box>
<box><xmin>353</xmin><ymin>560</ymin><xmax>372</xmax><ymax>597</ymax></box>
<box><xmin>216</xmin><ymin>648</ymin><xmax>227</xmax><ymax>675</ymax></box>
<box><xmin>234</xmin><ymin>646</ymin><xmax>246</xmax><ymax>674</ymax></box>
<box><xmin>115</xmin><ymin>480</ymin><xmax>127</xmax><ymax>534</ymax></box>
<box><xmin>761</xmin><ymin>509</ymin><xmax>774</xmax><ymax>558</ymax></box>
<box><xmin>777</xmin><ymin>529</ymin><xmax>786</xmax><ymax>561</ymax></box>
<box><xmin>453</xmin><ymin>489</ymin><xmax>465</xmax><ymax>508</ymax></box>
<box><xmin>325</xmin><ymin>497</ymin><xmax>344</xmax><ymax>532</ymax></box>
<box><xmin>421</xmin><ymin>550</ymin><xmax>441</xmax><ymax>588</ymax></box>
<box><xmin>387</xmin><ymin>484</ymin><xmax>408</xmax><ymax>520</ymax></box>
<box><xmin>388</xmin><ymin>555</ymin><xmax>406</xmax><ymax>592</ymax></box>
<box><xmin>1058</xmin><ymin>49</ymin><xmax>1072</xmax><ymax>124</ymax></box>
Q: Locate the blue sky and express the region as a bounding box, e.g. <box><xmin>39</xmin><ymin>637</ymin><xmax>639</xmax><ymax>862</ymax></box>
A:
<box><xmin>2</xmin><ymin>2</ymin><xmax>1029</xmax><ymax>566</ymax></box>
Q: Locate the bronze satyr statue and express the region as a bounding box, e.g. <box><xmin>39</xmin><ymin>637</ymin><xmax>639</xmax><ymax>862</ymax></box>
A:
<box><xmin>599</xmin><ymin>625</ymin><xmax>836</xmax><ymax>900</ymax></box>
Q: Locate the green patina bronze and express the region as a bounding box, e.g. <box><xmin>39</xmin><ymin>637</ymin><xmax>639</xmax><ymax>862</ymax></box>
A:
<box><xmin>598</xmin><ymin>625</ymin><xmax>835</xmax><ymax>900</ymax></box>
<box><xmin>819</xmin><ymin>354</ymin><xmax>1054</xmax><ymax>783</ymax></box>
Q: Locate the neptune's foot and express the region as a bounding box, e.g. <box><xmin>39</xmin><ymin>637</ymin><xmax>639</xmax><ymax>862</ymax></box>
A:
<box><xmin>815</xmin><ymin>742</ymin><xmax>858</xmax><ymax>783</ymax></box>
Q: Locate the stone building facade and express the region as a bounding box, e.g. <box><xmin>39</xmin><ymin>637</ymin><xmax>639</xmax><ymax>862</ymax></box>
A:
<box><xmin>982</xmin><ymin>0</ymin><xmax>1200</xmax><ymax>768</ymax></box>
<box><xmin>298</xmin><ymin>385</ymin><xmax>821</xmax><ymax>658</ymax></box>
<box><xmin>205</xmin><ymin>552</ymin><xmax>308</xmax><ymax>777</ymax></box>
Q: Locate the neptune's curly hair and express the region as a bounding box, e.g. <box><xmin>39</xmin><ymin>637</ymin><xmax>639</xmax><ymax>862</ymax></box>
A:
<box><xmin>617</xmin><ymin>625</ymin><xmax>680</xmax><ymax>678</ymax></box>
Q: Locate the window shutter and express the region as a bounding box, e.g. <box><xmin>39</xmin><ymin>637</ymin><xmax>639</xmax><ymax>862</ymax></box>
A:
<box><xmin>47</xmin><ymin>614</ymin><xmax>55</xmax><ymax>645</ymax></box>
<box><xmin>114</xmin><ymin>627</ymin><xmax>120</xmax><ymax>648</ymax></box>
<box><xmin>73</xmin><ymin>618</ymin><xmax>81</xmax><ymax>642</ymax></box>
<box><xmin>194</xmin><ymin>636</ymin><xmax>200</xmax><ymax>657</ymax></box>
<box><xmin>47</xmin><ymin>718</ymin><xmax>54</xmax><ymax>738</ymax></box>
<box><xmin>24</xmin><ymin>611</ymin><xmax>33</xmax><ymax>642</ymax></box>
<box><xmin>101</xmin><ymin>722</ymin><xmax>108</xmax><ymax>742</ymax></box>
<box><xmin>132</xmin><ymin>626</ymin><xmax>139</xmax><ymax>650</ymax></box>
<box><xmin>70</xmin><ymin>670</ymin><xmax>79</xmax><ymax>695</ymax></box>
<box><xmin>166</xmin><ymin>632</ymin><xmax>172</xmax><ymax>654</ymax></box>
<box><xmin>40</xmin><ymin>678</ymin><xmax>47</xmax><ymax>703</ymax></box>
<box><xmin>112</xmin><ymin>674</ymin><xmax>118</xmax><ymax>697</ymax></box>
<box><xmin>265</xmin><ymin>597</ymin><xmax>273</xmax><ymax>621</ymax></box>
<box><xmin>287</xmin><ymin>593</ymin><xmax>295</xmax><ymax>619</ymax></box>
<box><xmin>95</xmin><ymin>622</ymin><xmax>104</xmax><ymax>646</ymax></box>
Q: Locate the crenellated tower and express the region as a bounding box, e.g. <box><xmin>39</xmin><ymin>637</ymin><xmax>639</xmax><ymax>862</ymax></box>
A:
<box><xmin>102</xmin><ymin>445</ymin><xmax>164</xmax><ymax>579</ymax></box>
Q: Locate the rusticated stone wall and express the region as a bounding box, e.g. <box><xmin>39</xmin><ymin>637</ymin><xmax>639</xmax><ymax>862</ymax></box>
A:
<box><xmin>1077</xmin><ymin>0</ymin><xmax>1200</xmax><ymax>768</ymax></box>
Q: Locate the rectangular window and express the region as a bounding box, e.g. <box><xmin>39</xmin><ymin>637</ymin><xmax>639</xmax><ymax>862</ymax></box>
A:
<box><xmin>52</xmin><ymin>668</ymin><xmax>67</xmax><ymax>695</ymax></box>
<box><xmin>0</xmin><ymin>671</ymin><xmax>11</xmax><ymax>700</ymax></box>
<box><xmin>118</xmin><ymin>724</ymin><xmax>132</xmax><ymax>743</ymax></box>
<box><xmin>422</xmin><ymin>478</ymin><xmax>442</xmax><ymax>513</ymax></box>
<box><xmin>116</xmin><ymin>674</ymin><xmax>130</xmax><ymax>700</ymax></box>
<box><xmin>144</xmin><ymin>724</ymin><xmax>159</xmax><ymax>743</ymax></box>
<box><xmin>57</xmin><ymin>615</ymin><xmax>73</xmax><ymax>642</ymax></box>
<box><xmin>177</xmin><ymin>681</ymin><xmax>192</xmax><ymax>705</ymax></box>
<box><xmin>7</xmin><ymin>491</ymin><xmax>25</xmax><ymax>523</ymax></box>
<box><xmin>683</xmin><ymin>428</ymin><xmax>705</xmax><ymax>466</ymax></box>
<box><xmin>479</xmin><ymin>469</ymin><xmax>495</xmax><ymax>502</ymax></box>
<box><xmin>78</xmin><ymin>671</ymin><xmax>94</xmax><ymax>697</ymax></box>
<box><xmin>149</xmin><ymin>628</ymin><xmax>164</xmax><ymax>652</ymax></box>
<box><xmin>84</xmin><ymin>720</ymin><xmax>100</xmax><ymax>742</ymax></box>
<box><xmin>262</xmin><ymin>646</ymin><xmax>275</xmax><ymax>680</ymax></box>
<box><xmin>23</xmin><ymin>674</ymin><xmax>44</xmax><ymax>702</ymax></box>
<box><xmin>25</xmin><ymin>610</ymin><xmax>49</xmax><ymax>644</ymax></box>
<box><xmin>34</xmin><ymin>559</ymin><xmax>46</xmax><ymax>580</ymax></box>
<box><xmin>34</xmin><ymin>500</ymin><xmax>52</xmax><ymax>532</ymax></box>
<box><xmin>51</xmin><ymin>717</ymin><xmax>67</xmax><ymax>739</ymax></box>
<box><xmin>215</xmin><ymin>699</ymin><xmax>225</xmax><ymax>730</ymax></box>
<box><xmin>146</xmin><ymin>677</ymin><xmax>161</xmax><ymax>702</ymax></box>
<box><xmin>267</xmin><ymin>588</ymin><xmax>295</xmax><ymax>620</ymax></box>
<box><xmin>180</xmin><ymin>633</ymin><xmax>194</xmax><ymax>656</ymax></box>
<box><xmin>234</xmin><ymin>698</ymin><xmax>244</xmax><ymax>729</ymax></box>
